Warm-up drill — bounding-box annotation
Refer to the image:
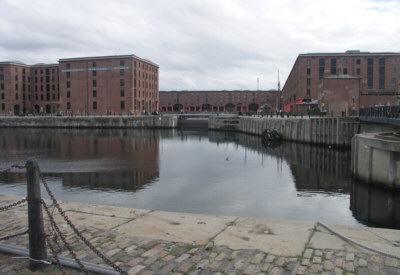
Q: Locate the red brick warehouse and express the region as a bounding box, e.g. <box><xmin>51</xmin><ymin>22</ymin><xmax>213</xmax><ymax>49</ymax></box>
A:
<box><xmin>0</xmin><ymin>61</ymin><xmax>32</xmax><ymax>115</ymax></box>
<box><xmin>59</xmin><ymin>55</ymin><xmax>159</xmax><ymax>115</ymax></box>
<box><xmin>159</xmin><ymin>90</ymin><xmax>279</xmax><ymax>113</ymax></box>
<box><xmin>282</xmin><ymin>50</ymin><xmax>400</xmax><ymax>115</ymax></box>
<box><xmin>0</xmin><ymin>54</ymin><xmax>159</xmax><ymax>115</ymax></box>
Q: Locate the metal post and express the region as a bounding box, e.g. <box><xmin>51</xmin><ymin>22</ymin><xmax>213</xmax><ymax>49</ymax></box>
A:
<box><xmin>26</xmin><ymin>158</ymin><xmax>47</xmax><ymax>271</ymax></box>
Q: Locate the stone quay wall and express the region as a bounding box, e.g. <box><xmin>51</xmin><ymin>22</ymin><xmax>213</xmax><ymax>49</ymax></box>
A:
<box><xmin>209</xmin><ymin>116</ymin><xmax>360</xmax><ymax>147</ymax></box>
<box><xmin>0</xmin><ymin>115</ymin><xmax>178</xmax><ymax>129</ymax></box>
<box><xmin>351</xmin><ymin>133</ymin><xmax>400</xmax><ymax>189</ymax></box>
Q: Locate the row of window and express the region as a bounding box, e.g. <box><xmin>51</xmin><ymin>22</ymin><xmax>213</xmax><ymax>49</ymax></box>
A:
<box><xmin>33</xmin><ymin>68</ymin><xmax>56</xmax><ymax>75</ymax></box>
<box><xmin>33</xmin><ymin>93</ymin><xmax>59</xmax><ymax>101</ymax></box>
<box><xmin>168</xmin><ymin>100</ymin><xmax>267</xmax><ymax>105</ymax></box>
<box><xmin>307</xmin><ymin>57</ymin><xmax>398</xmax><ymax>66</ymax></box>
<box><xmin>306</xmin><ymin>59</ymin><xmax>398</xmax><ymax>89</ymax></box>
<box><xmin>66</xmin><ymin>89</ymin><xmax>126</xmax><ymax>99</ymax></box>
<box><xmin>34</xmin><ymin>76</ymin><xmax>57</xmax><ymax>83</ymax></box>
<box><xmin>307</xmin><ymin>67</ymin><xmax>398</xmax><ymax>77</ymax></box>
<box><xmin>66</xmin><ymin>79</ymin><xmax>157</xmax><ymax>91</ymax></box>
<box><xmin>165</xmin><ymin>92</ymin><xmax>271</xmax><ymax>98</ymax></box>
<box><xmin>307</xmin><ymin>67</ymin><xmax>351</xmax><ymax>75</ymax></box>
<box><xmin>0</xmin><ymin>75</ymin><xmax>57</xmax><ymax>83</ymax></box>
<box><xmin>64</xmin><ymin>89</ymin><xmax>157</xmax><ymax>100</ymax></box>
<box><xmin>15</xmin><ymin>75</ymin><xmax>59</xmax><ymax>84</ymax></box>
<box><xmin>315</xmin><ymin>57</ymin><xmax>397</xmax><ymax>79</ymax></box>
<box><xmin>0</xmin><ymin>67</ymin><xmax>57</xmax><ymax>75</ymax></box>
<box><xmin>306</xmin><ymin>75</ymin><xmax>397</xmax><ymax>88</ymax></box>
<box><xmin>66</xmin><ymin>101</ymin><xmax>126</xmax><ymax>110</ymax></box>
<box><xmin>12</xmin><ymin>75</ymin><xmax>29</xmax><ymax>82</ymax></box>
<box><xmin>65</xmin><ymin>60</ymin><xmax>157</xmax><ymax>72</ymax></box>
<box><xmin>66</xmin><ymin>79</ymin><xmax>126</xmax><ymax>88</ymax></box>
<box><xmin>0</xmin><ymin>90</ymin><xmax>153</xmax><ymax>102</ymax></box>
<box><xmin>1</xmin><ymin>92</ymin><xmax>59</xmax><ymax>101</ymax></box>
<box><xmin>162</xmin><ymin>105</ymin><xmax>257</xmax><ymax>111</ymax></box>
<box><xmin>1</xmin><ymin>93</ymin><xmax>60</xmax><ymax>101</ymax></box>
<box><xmin>0</xmin><ymin>82</ymin><xmax>153</xmax><ymax>97</ymax></box>
<box><xmin>65</xmin><ymin>69</ymin><xmax>158</xmax><ymax>84</ymax></box>
<box><xmin>165</xmin><ymin>98</ymin><xmax>272</xmax><ymax>104</ymax></box>
<box><xmin>34</xmin><ymin>84</ymin><xmax>57</xmax><ymax>92</ymax></box>
<box><xmin>167</xmin><ymin>96</ymin><xmax>262</xmax><ymax>101</ymax></box>
<box><xmin>86</xmin><ymin>60</ymin><xmax>126</xmax><ymax>68</ymax></box>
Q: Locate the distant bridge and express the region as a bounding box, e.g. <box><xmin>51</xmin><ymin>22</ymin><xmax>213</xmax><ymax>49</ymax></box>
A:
<box><xmin>175</xmin><ymin>113</ymin><xmax>232</xmax><ymax>129</ymax></box>
<box><xmin>359</xmin><ymin>105</ymin><xmax>400</xmax><ymax>126</ymax></box>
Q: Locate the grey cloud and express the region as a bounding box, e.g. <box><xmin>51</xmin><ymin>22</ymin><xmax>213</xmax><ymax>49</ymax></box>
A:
<box><xmin>1</xmin><ymin>0</ymin><xmax>400</xmax><ymax>90</ymax></box>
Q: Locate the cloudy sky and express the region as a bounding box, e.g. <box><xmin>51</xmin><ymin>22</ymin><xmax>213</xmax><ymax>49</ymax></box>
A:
<box><xmin>0</xmin><ymin>0</ymin><xmax>399</xmax><ymax>91</ymax></box>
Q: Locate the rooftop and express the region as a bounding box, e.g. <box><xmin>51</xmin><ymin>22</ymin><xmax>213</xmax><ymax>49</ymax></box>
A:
<box><xmin>160</xmin><ymin>90</ymin><xmax>279</xmax><ymax>93</ymax></box>
<box><xmin>299</xmin><ymin>50</ymin><xmax>400</xmax><ymax>57</ymax></box>
<box><xmin>59</xmin><ymin>54</ymin><xmax>159</xmax><ymax>67</ymax></box>
<box><xmin>0</xmin><ymin>61</ymin><xmax>30</xmax><ymax>67</ymax></box>
<box><xmin>31</xmin><ymin>63</ymin><xmax>59</xmax><ymax>67</ymax></box>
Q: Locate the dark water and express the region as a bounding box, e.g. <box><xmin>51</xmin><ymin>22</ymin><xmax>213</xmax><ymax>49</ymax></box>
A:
<box><xmin>0</xmin><ymin>128</ymin><xmax>399</xmax><ymax>229</ymax></box>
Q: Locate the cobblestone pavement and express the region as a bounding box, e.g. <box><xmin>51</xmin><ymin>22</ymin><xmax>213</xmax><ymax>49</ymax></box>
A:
<box><xmin>2</xmin><ymin>232</ymin><xmax>400</xmax><ymax>275</ymax></box>
<box><xmin>1</xmin><ymin>196</ymin><xmax>399</xmax><ymax>274</ymax></box>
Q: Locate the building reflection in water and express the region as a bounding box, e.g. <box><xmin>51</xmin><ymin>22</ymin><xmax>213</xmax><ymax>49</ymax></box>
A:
<box><xmin>209</xmin><ymin>131</ymin><xmax>351</xmax><ymax>194</ymax></box>
<box><xmin>208</xmin><ymin>131</ymin><xmax>399</xmax><ymax>228</ymax></box>
<box><xmin>0</xmin><ymin>128</ymin><xmax>175</xmax><ymax>191</ymax></box>
<box><xmin>1</xmin><ymin>128</ymin><xmax>399</xmax><ymax>229</ymax></box>
<box><xmin>350</xmin><ymin>180</ymin><xmax>400</xmax><ymax>229</ymax></box>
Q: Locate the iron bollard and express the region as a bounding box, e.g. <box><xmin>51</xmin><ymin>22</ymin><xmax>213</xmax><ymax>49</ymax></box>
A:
<box><xmin>26</xmin><ymin>158</ymin><xmax>47</xmax><ymax>271</ymax></box>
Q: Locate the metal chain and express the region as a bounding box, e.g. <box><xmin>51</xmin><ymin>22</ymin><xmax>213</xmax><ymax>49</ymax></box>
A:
<box><xmin>50</xmin><ymin>223</ymin><xmax>64</xmax><ymax>255</ymax></box>
<box><xmin>0</xmin><ymin>164</ymin><xmax>27</xmax><ymax>210</ymax></box>
<box><xmin>0</xmin><ymin>197</ymin><xmax>27</xmax><ymax>211</ymax></box>
<box><xmin>44</xmin><ymin>231</ymin><xmax>66</xmax><ymax>275</ymax></box>
<box><xmin>45</xmin><ymin>210</ymin><xmax>64</xmax><ymax>255</ymax></box>
<box><xmin>43</xmin><ymin>204</ymin><xmax>66</xmax><ymax>274</ymax></box>
<box><xmin>39</xmin><ymin>171</ymin><xmax>128</xmax><ymax>275</ymax></box>
<box><xmin>11</xmin><ymin>164</ymin><xmax>26</xmax><ymax>169</ymax></box>
<box><xmin>0</xmin><ymin>164</ymin><xmax>26</xmax><ymax>173</ymax></box>
<box><xmin>0</xmin><ymin>229</ymin><xmax>28</xmax><ymax>241</ymax></box>
<box><xmin>41</xmin><ymin>199</ymin><xmax>89</xmax><ymax>275</ymax></box>
<box><xmin>0</xmin><ymin>168</ymin><xmax>11</xmax><ymax>174</ymax></box>
<box><xmin>0</xmin><ymin>164</ymin><xmax>26</xmax><ymax>174</ymax></box>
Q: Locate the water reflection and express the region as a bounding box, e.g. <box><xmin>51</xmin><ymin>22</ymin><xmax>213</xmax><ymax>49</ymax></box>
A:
<box><xmin>209</xmin><ymin>131</ymin><xmax>351</xmax><ymax>194</ymax></box>
<box><xmin>0</xmin><ymin>128</ymin><xmax>166</xmax><ymax>191</ymax></box>
<box><xmin>350</xmin><ymin>181</ymin><xmax>400</xmax><ymax>228</ymax></box>
<box><xmin>0</xmin><ymin>128</ymin><xmax>399</xmax><ymax>228</ymax></box>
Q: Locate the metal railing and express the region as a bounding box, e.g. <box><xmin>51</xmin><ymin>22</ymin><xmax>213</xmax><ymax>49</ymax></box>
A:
<box><xmin>359</xmin><ymin>105</ymin><xmax>400</xmax><ymax>126</ymax></box>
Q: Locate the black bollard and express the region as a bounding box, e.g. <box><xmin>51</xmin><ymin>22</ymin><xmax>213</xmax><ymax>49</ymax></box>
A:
<box><xmin>26</xmin><ymin>158</ymin><xmax>47</xmax><ymax>271</ymax></box>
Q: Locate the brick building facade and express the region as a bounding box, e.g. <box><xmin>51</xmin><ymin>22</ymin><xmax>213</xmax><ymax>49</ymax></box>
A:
<box><xmin>159</xmin><ymin>90</ymin><xmax>278</xmax><ymax>113</ymax></box>
<box><xmin>0</xmin><ymin>54</ymin><xmax>159</xmax><ymax>115</ymax></box>
<box><xmin>30</xmin><ymin>63</ymin><xmax>60</xmax><ymax>114</ymax></box>
<box><xmin>282</xmin><ymin>51</ymin><xmax>400</xmax><ymax>114</ymax></box>
<box><xmin>59</xmin><ymin>55</ymin><xmax>159</xmax><ymax>115</ymax></box>
<box><xmin>319</xmin><ymin>75</ymin><xmax>360</xmax><ymax>116</ymax></box>
<box><xmin>0</xmin><ymin>62</ymin><xmax>31</xmax><ymax>114</ymax></box>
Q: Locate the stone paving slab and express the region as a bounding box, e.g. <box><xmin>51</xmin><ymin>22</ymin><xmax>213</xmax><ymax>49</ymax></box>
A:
<box><xmin>309</xmin><ymin>226</ymin><xmax>363</xmax><ymax>252</ymax></box>
<box><xmin>60</xmin><ymin>200</ymin><xmax>152</xmax><ymax>219</ymax></box>
<box><xmin>115</xmin><ymin>210</ymin><xmax>236</xmax><ymax>245</ymax></box>
<box><xmin>214</xmin><ymin>217</ymin><xmax>315</xmax><ymax>256</ymax></box>
<box><xmin>311</xmin><ymin>224</ymin><xmax>400</xmax><ymax>256</ymax></box>
<box><xmin>52</xmin><ymin>211</ymin><xmax>130</xmax><ymax>231</ymax></box>
<box><xmin>1</xmin><ymin>194</ymin><xmax>400</xmax><ymax>275</ymax></box>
